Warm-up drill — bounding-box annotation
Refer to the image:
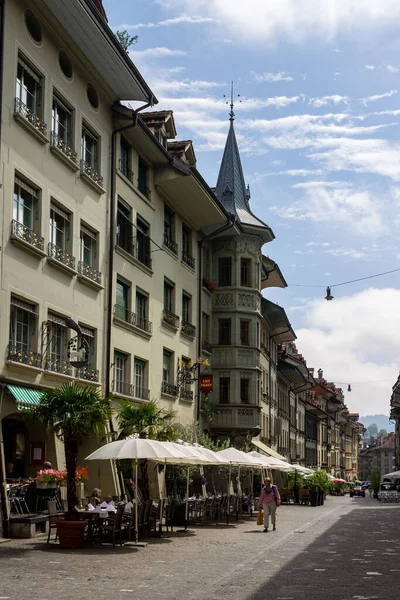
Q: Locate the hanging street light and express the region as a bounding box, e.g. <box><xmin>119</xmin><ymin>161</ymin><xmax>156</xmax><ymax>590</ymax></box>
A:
<box><xmin>325</xmin><ymin>286</ymin><xmax>334</xmax><ymax>301</ymax></box>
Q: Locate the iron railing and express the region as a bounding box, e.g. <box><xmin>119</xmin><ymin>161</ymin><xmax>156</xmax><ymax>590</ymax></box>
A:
<box><xmin>112</xmin><ymin>380</ymin><xmax>134</xmax><ymax>396</ymax></box>
<box><xmin>48</xmin><ymin>243</ymin><xmax>76</xmax><ymax>270</ymax></box>
<box><xmin>7</xmin><ymin>345</ymin><xmax>42</xmax><ymax>368</ymax></box>
<box><xmin>76</xmin><ymin>366</ymin><xmax>99</xmax><ymax>382</ymax></box>
<box><xmin>162</xmin><ymin>309</ymin><xmax>179</xmax><ymax>329</ymax></box>
<box><xmin>51</xmin><ymin>131</ymin><xmax>77</xmax><ymax>162</ymax></box>
<box><xmin>114</xmin><ymin>305</ymin><xmax>152</xmax><ymax>333</ymax></box>
<box><xmin>163</xmin><ymin>233</ymin><xmax>178</xmax><ymax>255</ymax></box>
<box><xmin>44</xmin><ymin>357</ymin><xmax>72</xmax><ymax>376</ymax></box>
<box><xmin>80</xmin><ymin>159</ymin><xmax>103</xmax><ymax>187</ymax></box>
<box><xmin>78</xmin><ymin>261</ymin><xmax>102</xmax><ymax>285</ymax></box>
<box><xmin>161</xmin><ymin>381</ymin><xmax>178</xmax><ymax>397</ymax></box>
<box><xmin>182</xmin><ymin>250</ymin><xmax>195</xmax><ymax>269</ymax></box>
<box><xmin>11</xmin><ymin>220</ymin><xmax>44</xmax><ymax>251</ymax></box>
<box><xmin>181</xmin><ymin>321</ymin><xmax>196</xmax><ymax>338</ymax></box>
<box><xmin>180</xmin><ymin>388</ymin><xmax>194</xmax><ymax>402</ymax></box>
<box><xmin>202</xmin><ymin>340</ymin><xmax>212</xmax><ymax>353</ymax></box>
<box><xmin>15</xmin><ymin>97</ymin><xmax>47</xmax><ymax>136</ymax></box>
<box><xmin>119</xmin><ymin>159</ymin><xmax>134</xmax><ymax>183</ymax></box>
<box><xmin>138</xmin><ymin>183</ymin><xmax>151</xmax><ymax>200</ymax></box>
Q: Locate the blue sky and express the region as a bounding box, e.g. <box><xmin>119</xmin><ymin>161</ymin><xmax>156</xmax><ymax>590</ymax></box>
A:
<box><xmin>104</xmin><ymin>0</ymin><xmax>400</xmax><ymax>416</ymax></box>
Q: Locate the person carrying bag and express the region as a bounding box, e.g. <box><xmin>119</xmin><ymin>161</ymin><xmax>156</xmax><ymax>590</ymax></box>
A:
<box><xmin>258</xmin><ymin>477</ymin><xmax>281</xmax><ymax>532</ymax></box>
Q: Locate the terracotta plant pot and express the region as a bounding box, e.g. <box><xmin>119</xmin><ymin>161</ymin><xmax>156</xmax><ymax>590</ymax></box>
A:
<box><xmin>56</xmin><ymin>519</ymin><xmax>87</xmax><ymax>548</ymax></box>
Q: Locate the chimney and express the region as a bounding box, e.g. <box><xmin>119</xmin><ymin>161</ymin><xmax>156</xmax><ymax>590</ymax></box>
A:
<box><xmin>317</xmin><ymin>368</ymin><xmax>323</xmax><ymax>380</ymax></box>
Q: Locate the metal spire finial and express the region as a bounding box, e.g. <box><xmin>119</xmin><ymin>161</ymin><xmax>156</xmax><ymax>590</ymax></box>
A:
<box><xmin>223</xmin><ymin>81</ymin><xmax>241</xmax><ymax>122</ymax></box>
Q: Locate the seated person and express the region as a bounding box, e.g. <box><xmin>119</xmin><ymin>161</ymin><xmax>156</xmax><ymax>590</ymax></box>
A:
<box><xmin>6</xmin><ymin>462</ymin><xmax>17</xmax><ymax>481</ymax></box>
<box><xmin>90</xmin><ymin>488</ymin><xmax>102</xmax><ymax>506</ymax></box>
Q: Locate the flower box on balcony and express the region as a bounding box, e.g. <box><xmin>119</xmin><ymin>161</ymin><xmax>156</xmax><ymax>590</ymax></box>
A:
<box><xmin>77</xmin><ymin>261</ymin><xmax>103</xmax><ymax>290</ymax></box>
<box><xmin>162</xmin><ymin>310</ymin><xmax>179</xmax><ymax>331</ymax></box>
<box><xmin>10</xmin><ymin>220</ymin><xmax>46</xmax><ymax>258</ymax></box>
<box><xmin>50</xmin><ymin>132</ymin><xmax>79</xmax><ymax>171</ymax></box>
<box><xmin>47</xmin><ymin>243</ymin><xmax>76</xmax><ymax>276</ymax></box>
<box><xmin>202</xmin><ymin>277</ymin><xmax>216</xmax><ymax>293</ymax></box>
<box><xmin>14</xmin><ymin>97</ymin><xmax>48</xmax><ymax>144</ymax></box>
<box><xmin>80</xmin><ymin>160</ymin><xmax>104</xmax><ymax>194</ymax></box>
<box><xmin>181</xmin><ymin>321</ymin><xmax>196</xmax><ymax>339</ymax></box>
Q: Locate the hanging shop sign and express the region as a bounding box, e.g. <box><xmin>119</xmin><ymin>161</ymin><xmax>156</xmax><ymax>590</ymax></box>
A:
<box><xmin>200</xmin><ymin>374</ymin><xmax>213</xmax><ymax>393</ymax></box>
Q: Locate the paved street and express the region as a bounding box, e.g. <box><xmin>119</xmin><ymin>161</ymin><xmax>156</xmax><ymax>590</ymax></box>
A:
<box><xmin>1</xmin><ymin>496</ymin><xmax>399</xmax><ymax>600</ymax></box>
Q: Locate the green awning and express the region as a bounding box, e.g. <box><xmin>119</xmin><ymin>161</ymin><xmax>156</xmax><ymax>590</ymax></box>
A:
<box><xmin>7</xmin><ymin>385</ymin><xmax>43</xmax><ymax>410</ymax></box>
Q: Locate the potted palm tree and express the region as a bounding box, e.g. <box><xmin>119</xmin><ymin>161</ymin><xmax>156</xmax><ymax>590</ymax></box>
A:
<box><xmin>32</xmin><ymin>382</ymin><xmax>112</xmax><ymax>547</ymax></box>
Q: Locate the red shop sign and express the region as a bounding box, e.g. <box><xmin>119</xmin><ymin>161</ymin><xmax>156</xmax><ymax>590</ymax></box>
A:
<box><xmin>200</xmin><ymin>374</ymin><xmax>213</xmax><ymax>393</ymax></box>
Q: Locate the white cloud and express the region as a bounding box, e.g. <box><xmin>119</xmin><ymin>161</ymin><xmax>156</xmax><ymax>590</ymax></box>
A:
<box><xmin>365</xmin><ymin>65</ymin><xmax>376</xmax><ymax>70</ymax></box>
<box><xmin>295</xmin><ymin>288</ymin><xmax>400</xmax><ymax>414</ymax></box>
<box><xmin>270</xmin><ymin>182</ymin><xmax>386</xmax><ymax>236</ymax></box>
<box><xmin>129</xmin><ymin>47</ymin><xmax>187</xmax><ymax>58</ymax></box>
<box><xmin>361</xmin><ymin>89</ymin><xmax>397</xmax><ymax>105</ymax></box>
<box><xmin>154</xmin><ymin>79</ymin><xmax>226</xmax><ymax>94</ymax></box>
<box><xmin>387</xmin><ymin>65</ymin><xmax>399</xmax><ymax>73</ymax></box>
<box><xmin>292</xmin><ymin>180</ymin><xmax>351</xmax><ymax>189</ymax></box>
<box><xmin>324</xmin><ymin>247</ymin><xmax>366</xmax><ymax>259</ymax></box>
<box><xmin>308</xmin><ymin>95</ymin><xmax>349</xmax><ymax>108</ymax></box>
<box><xmin>250</xmin><ymin>71</ymin><xmax>294</xmax><ymax>83</ymax></box>
<box><xmin>170</xmin><ymin>0</ymin><xmax>400</xmax><ymax>44</ymax></box>
<box><xmin>115</xmin><ymin>15</ymin><xmax>218</xmax><ymax>30</ymax></box>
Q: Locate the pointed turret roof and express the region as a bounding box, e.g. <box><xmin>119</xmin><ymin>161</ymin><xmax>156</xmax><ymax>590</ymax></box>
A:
<box><xmin>215</xmin><ymin>117</ymin><xmax>274</xmax><ymax>243</ymax></box>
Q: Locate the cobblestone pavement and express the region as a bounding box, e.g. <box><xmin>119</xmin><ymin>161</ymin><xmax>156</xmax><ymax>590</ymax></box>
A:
<box><xmin>0</xmin><ymin>496</ymin><xmax>399</xmax><ymax>600</ymax></box>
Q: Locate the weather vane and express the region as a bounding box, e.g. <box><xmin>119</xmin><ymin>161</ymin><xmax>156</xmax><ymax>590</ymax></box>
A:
<box><xmin>223</xmin><ymin>81</ymin><xmax>241</xmax><ymax>121</ymax></box>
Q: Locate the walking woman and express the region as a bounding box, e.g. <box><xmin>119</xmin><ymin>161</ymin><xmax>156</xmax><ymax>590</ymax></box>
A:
<box><xmin>258</xmin><ymin>477</ymin><xmax>281</xmax><ymax>532</ymax></box>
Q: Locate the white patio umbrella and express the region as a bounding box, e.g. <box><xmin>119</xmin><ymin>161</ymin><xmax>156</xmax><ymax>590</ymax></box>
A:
<box><xmin>214</xmin><ymin>448</ymin><xmax>264</xmax><ymax>523</ymax></box>
<box><xmin>86</xmin><ymin>437</ymin><xmax>194</xmax><ymax>545</ymax></box>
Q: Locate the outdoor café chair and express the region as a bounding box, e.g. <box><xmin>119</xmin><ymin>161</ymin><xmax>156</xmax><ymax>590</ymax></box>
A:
<box><xmin>7</xmin><ymin>486</ymin><xmax>21</xmax><ymax>514</ymax></box>
<box><xmin>97</xmin><ymin>504</ymin><xmax>126</xmax><ymax>547</ymax></box>
<box><xmin>47</xmin><ymin>499</ymin><xmax>63</xmax><ymax>544</ymax></box>
<box><xmin>164</xmin><ymin>498</ymin><xmax>175</xmax><ymax>533</ymax></box>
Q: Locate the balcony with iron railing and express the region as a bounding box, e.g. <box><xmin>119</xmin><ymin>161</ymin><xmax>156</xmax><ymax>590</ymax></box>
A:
<box><xmin>114</xmin><ymin>305</ymin><xmax>153</xmax><ymax>334</ymax></box>
<box><xmin>163</xmin><ymin>233</ymin><xmax>178</xmax><ymax>255</ymax></box>
<box><xmin>202</xmin><ymin>340</ymin><xmax>212</xmax><ymax>354</ymax></box>
<box><xmin>50</xmin><ymin>131</ymin><xmax>77</xmax><ymax>165</ymax></box>
<box><xmin>182</xmin><ymin>250</ymin><xmax>195</xmax><ymax>269</ymax></box>
<box><xmin>14</xmin><ymin>97</ymin><xmax>47</xmax><ymax>139</ymax></box>
<box><xmin>162</xmin><ymin>381</ymin><xmax>178</xmax><ymax>397</ymax></box>
<box><xmin>162</xmin><ymin>309</ymin><xmax>179</xmax><ymax>330</ymax></box>
<box><xmin>180</xmin><ymin>388</ymin><xmax>194</xmax><ymax>402</ymax></box>
<box><xmin>115</xmin><ymin>235</ymin><xmax>153</xmax><ymax>270</ymax></box>
<box><xmin>112</xmin><ymin>381</ymin><xmax>150</xmax><ymax>400</ymax></box>
<box><xmin>48</xmin><ymin>243</ymin><xmax>76</xmax><ymax>272</ymax></box>
<box><xmin>76</xmin><ymin>366</ymin><xmax>99</xmax><ymax>383</ymax></box>
<box><xmin>181</xmin><ymin>321</ymin><xmax>196</xmax><ymax>339</ymax></box>
<box><xmin>119</xmin><ymin>159</ymin><xmax>134</xmax><ymax>183</ymax></box>
<box><xmin>78</xmin><ymin>261</ymin><xmax>102</xmax><ymax>286</ymax></box>
<box><xmin>80</xmin><ymin>159</ymin><xmax>104</xmax><ymax>189</ymax></box>
<box><xmin>7</xmin><ymin>345</ymin><xmax>42</xmax><ymax>369</ymax></box>
<box><xmin>44</xmin><ymin>357</ymin><xmax>72</xmax><ymax>376</ymax></box>
<box><xmin>11</xmin><ymin>220</ymin><xmax>44</xmax><ymax>254</ymax></box>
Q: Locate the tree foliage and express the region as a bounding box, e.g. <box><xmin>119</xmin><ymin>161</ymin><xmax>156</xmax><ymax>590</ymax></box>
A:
<box><xmin>116</xmin><ymin>30</ymin><xmax>138</xmax><ymax>52</ymax></box>
<box><xmin>31</xmin><ymin>383</ymin><xmax>112</xmax><ymax>519</ymax></box>
<box><xmin>117</xmin><ymin>399</ymin><xmax>177</xmax><ymax>441</ymax></box>
<box><xmin>367</xmin><ymin>423</ymin><xmax>379</xmax><ymax>437</ymax></box>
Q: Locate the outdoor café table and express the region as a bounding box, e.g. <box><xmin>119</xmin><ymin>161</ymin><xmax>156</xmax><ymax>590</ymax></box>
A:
<box><xmin>76</xmin><ymin>509</ymin><xmax>110</xmax><ymax>544</ymax></box>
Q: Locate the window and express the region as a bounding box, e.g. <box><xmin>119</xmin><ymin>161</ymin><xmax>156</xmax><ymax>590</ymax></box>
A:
<box><xmin>25</xmin><ymin>10</ymin><xmax>42</xmax><ymax>43</ymax></box>
<box><xmin>58</xmin><ymin>50</ymin><xmax>73</xmax><ymax>79</ymax></box>
<box><xmin>164</xmin><ymin>206</ymin><xmax>177</xmax><ymax>254</ymax></box>
<box><xmin>219</xmin><ymin>377</ymin><xmax>230</xmax><ymax>404</ymax></box>
<box><xmin>164</xmin><ymin>279</ymin><xmax>175</xmax><ymax>313</ymax></box>
<box><xmin>113</xmin><ymin>351</ymin><xmax>128</xmax><ymax>394</ymax></box>
<box><xmin>218</xmin><ymin>319</ymin><xmax>231</xmax><ymax>345</ymax></box>
<box><xmin>136</xmin><ymin>216</ymin><xmax>151</xmax><ymax>267</ymax></box>
<box><xmin>116</xmin><ymin>277</ymin><xmax>130</xmax><ymax>321</ymax></box>
<box><xmin>240</xmin><ymin>320</ymin><xmax>250</xmax><ymax>346</ymax></box>
<box><xmin>13</xmin><ymin>177</ymin><xmax>37</xmax><ymax>231</ymax></box>
<box><xmin>162</xmin><ymin>349</ymin><xmax>173</xmax><ymax>383</ymax></box>
<box><xmin>47</xmin><ymin>314</ymin><xmax>68</xmax><ymax>373</ymax></box>
<box><xmin>80</xmin><ymin>225</ymin><xmax>97</xmax><ymax>268</ymax></box>
<box><xmin>240</xmin><ymin>258</ymin><xmax>251</xmax><ymax>287</ymax></box>
<box><xmin>76</xmin><ymin>325</ymin><xmax>98</xmax><ymax>380</ymax></box>
<box><xmin>135</xmin><ymin>290</ymin><xmax>148</xmax><ymax>326</ymax></box>
<box><xmin>240</xmin><ymin>378</ymin><xmax>250</xmax><ymax>404</ymax></box>
<box><xmin>218</xmin><ymin>257</ymin><xmax>232</xmax><ymax>286</ymax></box>
<box><xmin>182</xmin><ymin>292</ymin><xmax>191</xmax><ymax>323</ymax></box>
<box><xmin>52</xmin><ymin>94</ymin><xmax>73</xmax><ymax>150</ymax></box>
<box><xmin>81</xmin><ymin>126</ymin><xmax>99</xmax><ymax>170</ymax></box>
<box><xmin>134</xmin><ymin>358</ymin><xmax>148</xmax><ymax>399</ymax></box>
<box><xmin>182</xmin><ymin>224</ymin><xmax>192</xmax><ymax>255</ymax></box>
<box><xmin>202</xmin><ymin>312</ymin><xmax>210</xmax><ymax>342</ymax></box>
<box><xmin>49</xmin><ymin>203</ymin><xmax>70</xmax><ymax>251</ymax></box>
<box><xmin>9</xmin><ymin>297</ymin><xmax>37</xmax><ymax>356</ymax></box>
<box><xmin>117</xmin><ymin>200</ymin><xmax>132</xmax><ymax>252</ymax></box>
<box><xmin>138</xmin><ymin>157</ymin><xmax>149</xmax><ymax>198</ymax></box>
<box><xmin>203</xmin><ymin>248</ymin><xmax>211</xmax><ymax>279</ymax></box>
<box><xmin>120</xmin><ymin>136</ymin><xmax>132</xmax><ymax>182</ymax></box>
<box><xmin>16</xmin><ymin>56</ymin><xmax>43</xmax><ymax>119</ymax></box>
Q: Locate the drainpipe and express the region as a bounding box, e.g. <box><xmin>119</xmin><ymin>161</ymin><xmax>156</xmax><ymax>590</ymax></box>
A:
<box><xmin>105</xmin><ymin>99</ymin><xmax>153</xmax><ymax>496</ymax></box>
<box><xmin>196</xmin><ymin>215</ymin><xmax>237</xmax><ymax>423</ymax></box>
<box><xmin>105</xmin><ymin>99</ymin><xmax>154</xmax><ymax>399</ymax></box>
<box><xmin>0</xmin><ymin>385</ymin><xmax>10</xmax><ymax>538</ymax></box>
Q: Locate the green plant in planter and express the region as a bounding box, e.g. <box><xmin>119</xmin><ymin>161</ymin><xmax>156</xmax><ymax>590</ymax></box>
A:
<box><xmin>370</xmin><ymin>471</ymin><xmax>381</xmax><ymax>498</ymax></box>
<box><xmin>31</xmin><ymin>382</ymin><xmax>112</xmax><ymax>520</ymax></box>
